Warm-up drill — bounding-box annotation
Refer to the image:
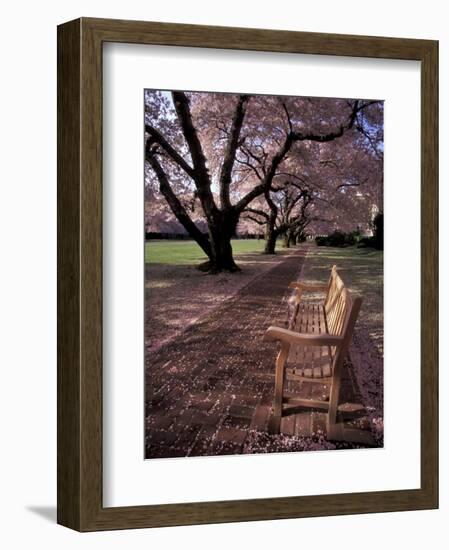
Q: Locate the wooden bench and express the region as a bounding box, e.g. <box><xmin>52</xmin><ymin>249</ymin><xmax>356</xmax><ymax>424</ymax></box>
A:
<box><xmin>263</xmin><ymin>265</ymin><xmax>371</xmax><ymax>443</ymax></box>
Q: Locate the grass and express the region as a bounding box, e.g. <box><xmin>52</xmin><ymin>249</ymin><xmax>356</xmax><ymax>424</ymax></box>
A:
<box><xmin>145</xmin><ymin>238</ymin><xmax>267</xmax><ymax>265</ymax></box>
<box><xmin>303</xmin><ymin>246</ymin><xmax>383</xmax><ymax>293</ymax></box>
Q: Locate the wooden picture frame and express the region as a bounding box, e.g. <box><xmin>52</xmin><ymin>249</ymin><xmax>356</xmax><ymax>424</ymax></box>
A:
<box><xmin>57</xmin><ymin>17</ymin><xmax>438</xmax><ymax>531</ymax></box>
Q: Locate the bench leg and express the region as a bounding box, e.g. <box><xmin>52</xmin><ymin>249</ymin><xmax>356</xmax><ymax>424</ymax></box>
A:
<box><xmin>327</xmin><ymin>361</ymin><xmax>343</xmax><ymax>433</ymax></box>
<box><xmin>269</xmin><ymin>343</ymin><xmax>289</xmax><ymax>434</ymax></box>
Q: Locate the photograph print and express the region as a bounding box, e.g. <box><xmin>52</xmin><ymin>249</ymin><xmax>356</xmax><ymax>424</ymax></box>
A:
<box><xmin>144</xmin><ymin>89</ymin><xmax>384</xmax><ymax>459</ymax></box>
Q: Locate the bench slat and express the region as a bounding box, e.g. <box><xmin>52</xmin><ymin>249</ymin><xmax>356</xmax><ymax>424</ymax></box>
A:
<box><xmin>289</xmin><ymin>302</ymin><xmax>334</xmax><ymax>380</ymax></box>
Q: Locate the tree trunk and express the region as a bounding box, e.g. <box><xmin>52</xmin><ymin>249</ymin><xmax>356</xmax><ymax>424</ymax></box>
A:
<box><xmin>210</xmin><ymin>233</ymin><xmax>239</xmax><ymax>272</ymax></box>
<box><xmin>295</xmin><ymin>230</ymin><xmax>306</xmax><ymax>244</ymax></box>
<box><xmin>264</xmin><ymin>224</ymin><xmax>278</xmax><ymax>254</ymax></box>
<box><xmin>264</xmin><ymin>232</ymin><xmax>277</xmax><ymax>254</ymax></box>
<box><xmin>201</xmin><ymin>213</ymin><xmax>240</xmax><ymax>272</ymax></box>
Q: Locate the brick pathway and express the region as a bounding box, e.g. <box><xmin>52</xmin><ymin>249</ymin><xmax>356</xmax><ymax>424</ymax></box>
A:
<box><xmin>145</xmin><ymin>247</ymin><xmax>367</xmax><ymax>458</ymax></box>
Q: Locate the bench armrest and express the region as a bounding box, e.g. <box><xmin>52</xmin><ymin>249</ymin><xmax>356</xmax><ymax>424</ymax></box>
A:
<box><xmin>289</xmin><ymin>281</ymin><xmax>328</xmax><ymax>292</ymax></box>
<box><xmin>263</xmin><ymin>326</ymin><xmax>343</xmax><ymax>347</ymax></box>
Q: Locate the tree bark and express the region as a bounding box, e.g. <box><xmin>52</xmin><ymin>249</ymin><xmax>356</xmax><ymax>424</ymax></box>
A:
<box><xmin>219</xmin><ymin>95</ymin><xmax>249</xmax><ymax>209</ymax></box>
<box><xmin>207</xmin><ymin>211</ymin><xmax>240</xmax><ymax>272</ymax></box>
<box><xmin>264</xmin><ymin>228</ymin><xmax>278</xmax><ymax>254</ymax></box>
<box><xmin>262</xmin><ymin>189</ymin><xmax>280</xmax><ymax>255</ymax></box>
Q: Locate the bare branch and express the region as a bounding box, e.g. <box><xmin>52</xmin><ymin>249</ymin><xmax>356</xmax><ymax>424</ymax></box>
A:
<box><xmin>235</xmin><ymin>155</ymin><xmax>263</xmax><ymax>181</ymax></box>
<box><xmin>356</xmin><ymin>122</ymin><xmax>384</xmax><ymax>160</ymax></box>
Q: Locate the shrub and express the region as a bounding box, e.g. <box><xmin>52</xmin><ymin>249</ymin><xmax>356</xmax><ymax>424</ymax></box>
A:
<box><xmin>357</xmin><ymin>236</ymin><xmax>376</xmax><ymax>248</ymax></box>
<box><xmin>315</xmin><ymin>235</ymin><xmax>329</xmax><ymax>246</ymax></box>
<box><xmin>327</xmin><ymin>230</ymin><xmax>347</xmax><ymax>247</ymax></box>
<box><xmin>315</xmin><ymin>230</ymin><xmax>357</xmax><ymax>247</ymax></box>
<box><xmin>372</xmin><ymin>212</ymin><xmax>384</xmax><ymax>250</ymax></box>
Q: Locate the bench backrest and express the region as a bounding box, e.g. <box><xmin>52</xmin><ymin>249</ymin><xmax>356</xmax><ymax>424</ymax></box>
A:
<box><xmin>322</xmin><ymin>267</ymin><xmax>362</xmax><ymax>378</ymax></box>
<box><xmin>324</xmin><ymin>265</ymin><xmax>362</xmax><ymax>343</ymax></box>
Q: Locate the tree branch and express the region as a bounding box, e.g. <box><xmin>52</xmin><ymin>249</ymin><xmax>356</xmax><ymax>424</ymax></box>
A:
<box><xmin>145</xmin><ymin>149</ymin><xmax>212</xmax><ymax>258</ymax></box>
<box><xmin>290</xmin><ymin>100</ymin><xmax>375</xmax><ymax>143</ymax></box>
<box><xmin>145</xmin><ymin>124</ymin><xmax>195</xmax><ymax>178</ymax></box>
<box><xmin>274</xmin><ymin>172</ymin><xmax>308</xmax><ymax>185</ymax></box>
<box><xmin>337</xmin><ymin>177</ymin><xmax>369</xmax><ymax>190</ymax></box>
<box><xmin>244</xmin><ymin>207</ymin><xmax>269</xmax><ymax>220</ymax></box>
<box><xmin>234</xmin><ymin>133</ymin><xmax>294</xmax><ymax>212</ymax></box>
<box><xmin>235</xmin><ymin>155</ymin><xmax>263</xmax><ymax>181</ymax></box>
<box><xmin>236</xmin><ymin>99</ymin><xmax>373</xmax><ymax>213</ymax></box>
<box><xmin>356</xmin><ymin>122</ymin><xmax>383</xmax><ymax>160</ymax></box>
<box><xmin>219</xmin><ymin>95</ymin><xmax>249</xmax><ymax>209</ymax></box>
<box><xmin>171</xmin><ymin>91</ymin><xmax>218</xmax><ymax>220</ymax></box>
<box><xmin>282</xmin><ymin>102</ymin><xmax>293</xmax><ymax>133</ymax></box>
<box><xmin>244</xmin><ymin>215</ymin><xmax>268</xmax><ymax>226</ymax></box>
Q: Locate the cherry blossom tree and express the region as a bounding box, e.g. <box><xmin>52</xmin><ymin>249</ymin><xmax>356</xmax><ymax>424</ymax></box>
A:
<box><xmin>241</xmin><ymin>104</ymin><xmax>383</xmax><ymax>252</ymax></box>
<box><xmin>145</xmin><ymin>90</ymin><xmax>382</xmax><ymax>271</ymax></box>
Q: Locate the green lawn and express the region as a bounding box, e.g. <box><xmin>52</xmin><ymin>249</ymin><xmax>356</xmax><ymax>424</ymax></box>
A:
<box><xmin>302</xmin><ymin>246</ymin><xmax>383</xmax><ymax>294</ymax></box>
<box><xmin>145</xmin><ymin>238</ymin><xmax>266</xmax><ymax>265</ymax></box>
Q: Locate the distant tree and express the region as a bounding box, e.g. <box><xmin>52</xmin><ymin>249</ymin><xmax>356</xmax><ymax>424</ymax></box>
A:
<box><xmin>244</xmin><ymin>182</ymin><xmax>314</xmax><ymax>253</ymax></box>
<box><xmin>242</xmin><ymin>117</ymin><xmax>384</xmax><ymax>253</ymax></box>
